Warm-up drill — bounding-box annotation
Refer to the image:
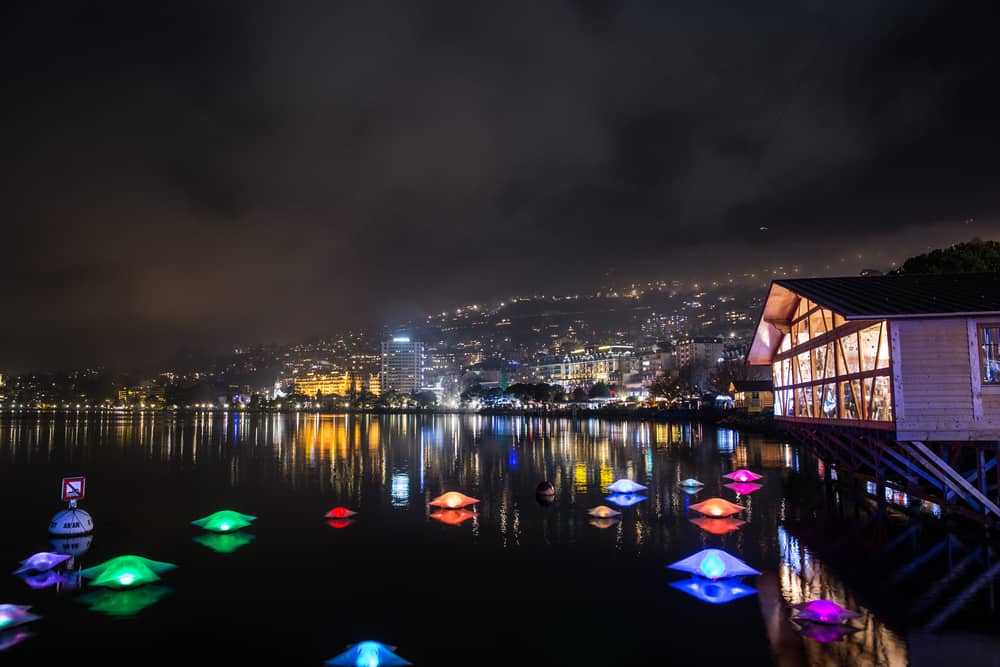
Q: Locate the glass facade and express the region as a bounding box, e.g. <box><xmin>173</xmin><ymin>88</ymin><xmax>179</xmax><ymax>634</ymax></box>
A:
<box><xmin>980</xmin><ymin>325</ymin><xmax>1000</xmax><ymax>384</ymax></box>
<box><xmin>772</xmin><ymin>297</ymin><xmax>893</xmax><ymax>422</ymax></box>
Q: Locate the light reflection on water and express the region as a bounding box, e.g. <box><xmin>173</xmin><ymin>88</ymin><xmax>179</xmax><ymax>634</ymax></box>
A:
<box><xmin>0</xmin><ymin>413</ymin><xmax>999</xmax><ymax>664</ymax></box>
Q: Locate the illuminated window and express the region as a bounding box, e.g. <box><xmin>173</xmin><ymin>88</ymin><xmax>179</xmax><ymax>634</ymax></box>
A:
<box><xmin>980</xmin><ymin>325</ymin><xmax>1000</xmax><ymax>384</ymax></box>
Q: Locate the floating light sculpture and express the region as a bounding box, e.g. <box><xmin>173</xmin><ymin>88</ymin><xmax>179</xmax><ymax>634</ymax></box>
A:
<box><xmin>791</xmin><ymin>600</ymin><xmax>861</xmax><ymax>625</ymax></box>
<box><xmin>689</xmin><ymin>497</ymin><xmax>745</xmax><ymax>518</ymax></box>
<box><xmin>325</xmin><ymin>507</ymin><xmax>358</xmax><ymax>519</ymax></box>
<box><xmin>668</xmin><ymin>548</ymin><xmax>760</xmax><ymax>580</ymax></box>
<box><xmin>669</xmin><ymin>577</ymin><xmax>757</xmax><ymax>605</ymax></box>
<box><xmin>689</xmin><ymin>517</ymin><xmax>746</xmax><ymax>535</ymax></box>
<box><xmin>80</xmin><ymin>555</ymin><xmax>176</xmax><ymax>589</ymax></box>
<box><xmin>14</xmin><ymin>552</ymin><xmax>71</xmax><ymax>574</ymax></box>
<box><xmin>429</xmin><ymin>509</ymin><xmax>476</xmax><ymax>526</ymax></box>
<box><xmin>723</xmin><ymin>469</ymin><xmax>762</xmax><ymax>483</ymax></box>
<box><xmin>191</xmin><ymin>510</ymin><xmax>257</xmax><ymax>533</ymax></box>
<box><xmin>0</xmin><ymin>605</ymin><xmax>39</xmax><ymax>631</ymax></box>
<box><xmin>325</xmin><ymin>640</ymin><xmax>412</xmax><ymax>666</ymax></box>
<box><xmin>588</xmin><ymin>517</ymin><xmax>620</xmax><ymax>529</ymax></box>
<box><xmin>604</xmin><ymin>493</ymin><xmax>647</xmax><ymax>507</ymax></box>
<box><xmin>724</xmin><ymin>482</ymin><xmax>762</xmax><ymax>495</ymax></box>
<box><xmin>327</xmin><ymin>519</ymin><xmax>355</xmax><ymax>530</ymax></box>
<box><xmin>193</xmin><ymin>531</ymin><xmax>255</xmax><ymax>553</ymax></box>
<box><xmin>429</xmin><ymin>492</ymin><xmax>480</xmax><ymax>509</ymax></box>
<box><xmin>604</xmin><ymin>479</ymin><xmax>648</xmax><ymax>494</ymax></box>
<box><xmin>78</xmin><ymin>585</ymin><xmax>172</xmax><ymax>617</ymax></box>
<box><xmin>586</xmin><ymin>505</ymin><xmax>621</xmax><ymax>518</ymax></box>
<box><xmin>678</xmin><ymin>478</ymin><xmax>704</xmax><ymax>488</ymax></box>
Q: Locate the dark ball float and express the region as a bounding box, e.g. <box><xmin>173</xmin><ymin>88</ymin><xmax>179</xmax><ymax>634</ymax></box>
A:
<box><xmin>536</xmin><ymin>481</ymin><xmax>556</xmax><ymax>496</ymax></box>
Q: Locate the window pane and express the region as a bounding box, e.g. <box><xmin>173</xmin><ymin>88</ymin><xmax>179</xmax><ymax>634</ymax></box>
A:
<box><xmin>813</xmin><ymin>342</ymin><xmax>834</xmax><ymax>381</ymax></box>
<box><xmin>819</xmin><ymin>384</ymin><xmax>837</xmax><ymax>418</ymax></box>
<box><xmin>796</xmin><ymin>351</ymin><xmax>812</xmax><ymax>384</ymax></box>
<box><xmin>981</xmin><ymin>326</ymin><xmax>1000</xmax><ymax>384</ymax></box>
<box><xmin>841</xmin><ymin>380</ymin><xmax>861</xmax><ymax>420</ymax></box>
<box><xmin>872</xmin><ymin>376</ymin><xmax>893</xmax><ymax>421</ymax></box>
<box><xmin>860</xmin><ymin>324</ymin><xmax>883</xmax><ymax>372</ymax></box>
<box><xmin>839</xmin><ymin>333</ymin><xmax>860</xmax><ymax>375</ymax></box>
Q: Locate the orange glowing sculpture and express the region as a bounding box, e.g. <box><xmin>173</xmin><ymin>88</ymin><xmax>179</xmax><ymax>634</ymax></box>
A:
<box><xmin>429</xmin><ymin>492</ymin><xmax>480</xmax><ymax>509</ymax></box>
<box><xmin>586</xmin><ymin>505</ymin><xmax>622</xmax><ymax>519</ymax></box>
<box><xmin>429</xmin><ymin>509</ymin><xmax>477</xmax><ymax>526</ymax></box>
<box><xmin>689</xmin><ymin>517</ymin><xmax>746</xmax><ymax>535</ymax></box>
<box><xmin>689</xmin><ymin>497</ymin><xmax>745</xmax><ymax>518</ymax></box>
<box><xmin>325</xmin><ymin>507</ymin><xmax>358</xmax><ymax>519</ymax></box>
<box><xmin>588</xmin><ymin>517</ymin><xmax>620</xmax><ymax>529</ymax></box>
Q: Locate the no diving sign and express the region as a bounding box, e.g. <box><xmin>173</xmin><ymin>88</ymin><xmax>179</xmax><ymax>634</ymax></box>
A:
<box><xmin>61</xmin><ymin>477</ymin><xmax>86</xmax><ymax>502</ymax></box>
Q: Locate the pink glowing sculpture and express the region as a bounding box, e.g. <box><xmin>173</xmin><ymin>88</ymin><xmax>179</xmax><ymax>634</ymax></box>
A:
<box><xmin>587</xmin><ymin>505</ymin><xmax>622</xmax><ymax>519</ymax></box>
<box><xmin>429</xmin><ymin>492</ymin><xmax>480</xmax><ymax>509</ymax></box>
<box><xmin>791</xmin><ymin>600</ymin><xmax>861</xmax><ymax>625</ymax></box>
<box><xmin>689</xmin><ymin>517</ymin><xmax>746</xmax><ymax>535</ymax></box>
<box><xmin>689</xmin><ymin>497</ymin><xmax>745</xmax><ymax>517</ymax></box>
<box><xmin>723</xmin><ymin>469</ymin><xmax>762</xmax><ymax>483</ymax></box>
<box><xmin>724</xmin><ymin>482</ymin><xmax>762</xmax><ymax>495</ymax></box>
<box><xmin>325</xmin><ymin>507</ymin><xmax>358</xmax><ymax>519</ymax></box>
<box><xmin>792</xmin><ymin>621</ymin><xmax>861</xmax><ymax>643</ymax></box>
<box><xmin>429</xmin><ymin>509</ymin><xmax>477</xmax><ymax>526</ymax></box>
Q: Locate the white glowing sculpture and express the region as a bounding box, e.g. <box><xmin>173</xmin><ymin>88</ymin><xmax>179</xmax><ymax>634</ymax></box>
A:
<box><xmin>604</xmin><ymin>479</ymin><xmax>648</xmax><ymax>494</ymax></box>
<box><xmin>667</xmin><ymin>548</ymin><xmax>760</xmax><ymax>579</ymax></box>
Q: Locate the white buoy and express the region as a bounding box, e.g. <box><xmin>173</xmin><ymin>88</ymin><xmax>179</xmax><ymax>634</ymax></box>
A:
<box><xmin>48</xmin><ymin>533</ymin><xmax>94</xmax><ymax>557</ymax></box>
<box><xmin>48</xmin><ymin>500</ymin><xmax>94</xmax><ymax>537</ymax></box>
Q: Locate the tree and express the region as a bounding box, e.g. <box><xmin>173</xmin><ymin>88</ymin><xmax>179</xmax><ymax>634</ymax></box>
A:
<box><xmin>588</xmin><ymin>381</ymin><xmax>611</xmax><ymax>399</ymax></box>
<box><xmin>896</xmin><ymin>239</ymin><xmax>1000</xmax><ymax>274</ymax></box>
<box><xmin>571</xmin><ymin>386</ymin><xmax>588</xmax><ymax>402</ymax></box>
<box><xmin>413</xmin><ymin>390</ymin><xmax>438</xmax><ymax>408</ymax></box>
<box><xmin>648</xmin><ymin>375</ymin><xmax>691</xmax><ymax>403</ymax></box>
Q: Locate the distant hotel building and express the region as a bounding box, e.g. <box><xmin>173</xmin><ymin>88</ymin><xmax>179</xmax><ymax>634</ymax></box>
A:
<box><xmin>674</xmin><ymin>337</ymin><xmax>726</xmax><ymax>368</ymax></box>
<box><xmin>381</xmin><ymin>336</ymin><xmax>425</xmax><ymax>395</ymax></box>
<box><xmin>295</xmin><ymin>371</ymin><xmax>380</xmax><ymax>398</ymax></box>
<box><xmin>535</xmin><ymin>345</ymin><xmax>633</xmax><ymax>390</ymax></box>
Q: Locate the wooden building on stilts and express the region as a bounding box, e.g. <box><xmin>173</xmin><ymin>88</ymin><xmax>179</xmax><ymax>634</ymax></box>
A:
<box><xmin>748</xmin><ymin>272</ymin><xmax>1000</xmax><ymax>525</ymax></box>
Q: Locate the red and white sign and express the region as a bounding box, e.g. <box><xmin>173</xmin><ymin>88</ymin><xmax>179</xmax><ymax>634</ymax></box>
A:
<box><xmin>61</xmin><ymin>476</ymin><xmax>86</xmax><ymax>502</ymax></box>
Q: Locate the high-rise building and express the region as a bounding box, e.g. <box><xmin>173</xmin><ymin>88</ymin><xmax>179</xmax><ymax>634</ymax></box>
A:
<box><xmin>380</xmin><ymin>336</ymin><xmax>425</xmax><ymax>395</ymax></box>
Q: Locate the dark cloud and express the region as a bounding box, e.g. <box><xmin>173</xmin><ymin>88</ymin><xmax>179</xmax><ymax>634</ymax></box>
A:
<box><xmin>2</xmin><ymin>0</ymin><xmax>1000</xmax><ymax>371</ymax></box>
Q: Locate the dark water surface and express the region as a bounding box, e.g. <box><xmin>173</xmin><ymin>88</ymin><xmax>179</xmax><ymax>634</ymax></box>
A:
<box><xmin>1</xmin><ymin>413</ymin><xmax>999</xmax><ymax>666</ymax></box>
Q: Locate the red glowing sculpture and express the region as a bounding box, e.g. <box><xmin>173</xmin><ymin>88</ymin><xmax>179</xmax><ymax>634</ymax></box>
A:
<box><xmin>429</xmin><ymin>509</ymin><xmax>477</xmax><ymax>526</ymax></box>
<box><xmin>689</xmin><ymin>517</ymin><xmax>746</xmax><ymax>535</ymax></box>
<box><xmin>326</xmin><ymin>519</ymin><xmax>354</xmax><ymax>530</ymax></box>
<box><xmin>429</xmin><ymin>492</ymin><xmax>480</xmax><ymax>509</ymax></box>
<box><xmin>723</xmin><ymin>469</ymin><xmax>762</xmax><ymax>483</ymax></box>
<box><xmin>325</xmin><ymin>507</ymin><xmax>358</xmax><ymax>519</ymax></box>
<box><xmin>689</xmin><ymin>497</ymin><xmax>745</xmax><ymax>517</ymax></box>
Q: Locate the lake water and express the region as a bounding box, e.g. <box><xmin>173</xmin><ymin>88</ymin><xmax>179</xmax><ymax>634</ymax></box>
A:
<box><xmin>1</xmin><ymin>413</ymin><xmax>999</xmax><ymax>666</ymax></box>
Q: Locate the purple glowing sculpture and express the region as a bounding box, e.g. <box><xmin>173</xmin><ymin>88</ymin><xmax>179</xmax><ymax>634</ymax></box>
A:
<box><xmin>13</xmin><ymin>552</ymin><xmax>71</xmax><ymax>575</ymax></box>
<box><xmin>791</xmin><ymin>599</ymin><xmax>861</xmax><ymax>625</ymax></box>
<box><xmin>604</xmin><ymin>479</ymin><xmax>648</xmax><ymax>494</ymax></box>
<box><xmin>668</xmin><ymin>549</ymin><xmax>760</xmax><ymax>580</ymax></box>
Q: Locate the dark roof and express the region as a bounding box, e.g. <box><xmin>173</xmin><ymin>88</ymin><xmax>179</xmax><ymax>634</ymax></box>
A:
<box><xmin>774</xmin><ymin>273</ymin><xmax>1000</xmax><ymax>319</ymax></box>
<box><xmin>731</xmin><ymin>380</ymin><xmax>773</xmax><ymax>392</ymax></box>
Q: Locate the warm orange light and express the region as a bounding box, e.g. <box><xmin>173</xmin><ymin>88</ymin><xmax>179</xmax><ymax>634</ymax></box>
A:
<box><xmin>689</xmin><ymin>497</ymin><xmax>744</xmax><ymax>518</ymax></box>
<box><xmin>429</xmin><ymin>492</ymin><xmax>480</xmax><ymax>509</ymax></box>
<box><xmin>588</xmin><ymin>517</ymin><xmax>620</xmax><ymax>529</ymax></box>
<box><xmin>586</xmin><ymin>505</ymin><xmax>621</xmax><ymax>519</ymax></box>
<box><xmin>429</xmin><ymin>509</ymin><xmax>477</xmax><ymax>526</ymax></box>
<box><xmin>689</xmin><ymin>517</ymin><xmax>746</xmax><ymax>535</ymax></box>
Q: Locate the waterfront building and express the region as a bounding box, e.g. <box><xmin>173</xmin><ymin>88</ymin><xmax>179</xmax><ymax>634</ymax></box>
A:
<box><xmin>294</xmin><ymin>371</ymin><xmax>380</xmax><ymax>398</ymax></box>
<box><xmin>380</xmin><ymin>336</ymin><xmax>425</xmax><ymax>395</ymax></box>
<box><xmin>674</xmin><ymin>337</ymin><xmax>726</xmax><ymax>368</ymax></box>
<box><xmin>535</xmin><ymin>345</ymin><xmax>633</xmax><ymax>390</ymax></box>
<box><xmin>748</xmin><ymin>273</ymin><xmax>1000</xmax><ymax>523</ymax></box>
<box><xmin>729</xmin><ymin>380</ymin><xmax>774</xmax><ymax>414</ymax></box>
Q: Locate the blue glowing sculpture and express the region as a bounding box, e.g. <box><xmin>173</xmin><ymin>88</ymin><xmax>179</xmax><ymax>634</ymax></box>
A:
<box><xmin>325</xmin><ymin>641</ymin><xmax>412</xmax><ymax>666</ymax></box>
<box><xmin>668</xmin><ymin>549</ymin><xmax>760</xmax><ymax>580</ymax></box>
<box><xmin>604</xmin><ymin>479</ymin><xmax>648</xmax><ymax>494</ymax></box>
<box><xmin>0</xmin><ymin>605</ymin><xmax>39</xmax><ymax>631</ymax></box>
<box><xmin>669</xmin><ymin>577</ymin><xmax>757</xmax><ymax>605</ymax></box>
<box><xmin>18</xmin><ymin>570</ymin><xmax>63</xmax><ymax>590</ymax></box>
<box><xmin>14</xmin><ymin>552</ymin><xmax>71</xmax><ymax>575</ymax></box>
<box><xmin>0</xmin><ymin>628</ymin><xmax>32</xmax><ymax>652</ymax></box>
<box><xmin>679</xmin><ymin>478</ymin><xmax>704</xmax><ymax>488</ymax></box>
<box><xmin>605</xmin><ymin>493</ymin><xmax>647</xmax><ymax>507</ymax></box>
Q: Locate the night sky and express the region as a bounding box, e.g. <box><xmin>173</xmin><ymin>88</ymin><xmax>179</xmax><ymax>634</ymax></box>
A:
<box><xmin>3</xmin><ymin>1</ymin><xmax>1000</xmax><ymax>372</ymax></box>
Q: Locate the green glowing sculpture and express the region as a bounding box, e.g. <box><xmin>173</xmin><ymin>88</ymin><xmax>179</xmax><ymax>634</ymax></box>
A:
<box><xmin>78</xmin><ymin>585</ymin><xmax>172</xmax><ymax>617</ymax></box>
<box><xmin>191</xmin><ymin>510</ymin><xmax>257</xmax><ymax>533</ymax></box>
<box><xmin>80</xmin><ymin>555</ymin><xmax>176</xmax><ymax>589</ymax></box>
<box><xmin>193</xmin><ymin>531</ymin><xmax>255</xmax><ymax>553</ymax></box>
